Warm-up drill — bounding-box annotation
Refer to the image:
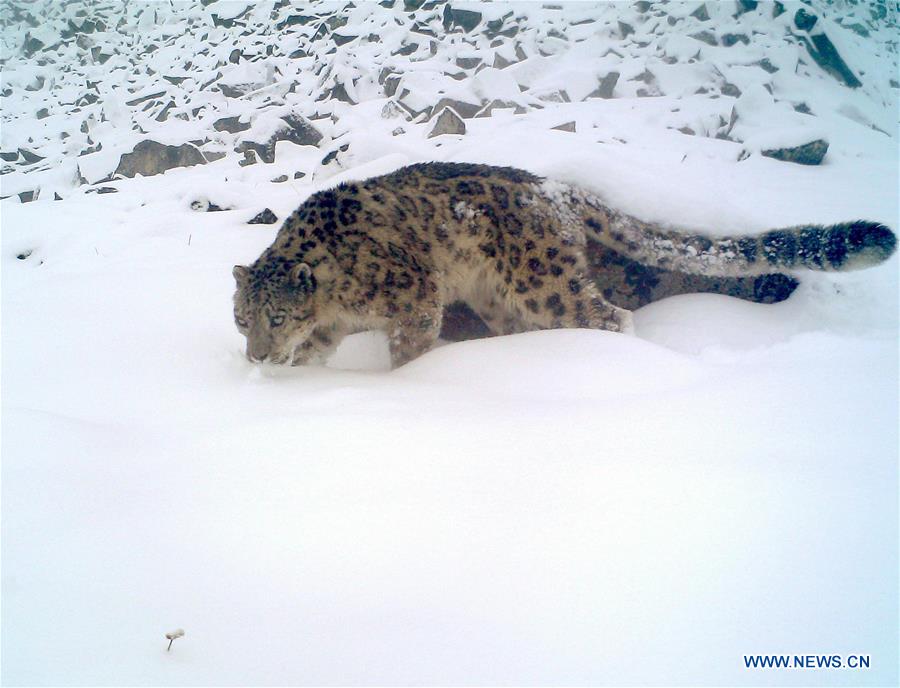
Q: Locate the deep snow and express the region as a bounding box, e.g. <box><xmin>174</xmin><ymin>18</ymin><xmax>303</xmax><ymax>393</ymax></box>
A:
<box><xmin>2</xmin><ymin>1</ymin><xmax>899</xmax><ymax>686</ymax></box>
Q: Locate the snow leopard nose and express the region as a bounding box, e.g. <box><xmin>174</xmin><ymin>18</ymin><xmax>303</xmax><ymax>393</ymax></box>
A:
<box><xmin>247</xmin><ymin>339</ymin><xmax>271</xmax><ymax>363</ymax></box>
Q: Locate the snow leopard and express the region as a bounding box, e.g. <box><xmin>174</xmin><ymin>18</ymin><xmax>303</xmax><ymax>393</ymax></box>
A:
<box><xmin>232</xmin><ymin>162</ymin><xmax>896</xmax><ymax>367</ymax></box>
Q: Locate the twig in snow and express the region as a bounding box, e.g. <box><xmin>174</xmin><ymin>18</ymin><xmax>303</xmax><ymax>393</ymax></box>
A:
<box><xmin>165</xmin><ymin>628</ymin><xmax>185</xmax><ymax>651</ymax></box>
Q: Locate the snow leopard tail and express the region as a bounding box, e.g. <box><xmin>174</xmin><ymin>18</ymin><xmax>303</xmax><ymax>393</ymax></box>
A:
<box><xmin>583</xmin><ymin>205</ymin><xmax>896</xmax><ymax>277</ymax></box>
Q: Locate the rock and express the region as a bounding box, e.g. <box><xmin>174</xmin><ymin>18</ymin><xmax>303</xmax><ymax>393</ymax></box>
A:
<box><xmin>794</xmin><ymin>8</ymin><xmax>817</xmax><ymax>31</ymax></box>
<box><xmin>761</xmin><ymin>139</ymin><xmax>828</xmax><ymax>165</ymax></box>
<box><xmin>588</xmin><ymin>71</ymin><xmax>619</xmax><ymax>99</ymax></box>
<box><xmin>690</xmin><ymin>30</ymin><xmax>718</xmax><ymax>46</ymax></box>
<box><xmin>277</xmin><ymin>14</ymin><xmax>318</xmax><ymax>29</ymax></box>
<box><xmin>690</xmin><ymin>4</ymin><xmax>710</xmax><ymax>21</ymax></box>
<box><xmin>213</xmin><ymin>116</ymin><xmax>250</xmax><ymax>133</ymax></box>
<box><xmin>535</xmin><ymin>89</ymin><xmax>569</xmax><ymax>103</ymax></box>
<box><xmin>492</xmin><ymin>53</ymin><xmax>515</xmax><ymax>69</ymax></box>
<box><xmin>325</xmin><ymin>15</ymin><xmax>348</xmax><ymax>30</ymax></box>
<box><xmin>125</xmin><ymin>90</ymin><xmax>166</xmax><ymax>107</ymax></box>
<box><xmin>248</xmin><ymin>208</ymin><xmax>278</xmax><ymax>225</ymax></box>
<box><xmin>383</xmin><ymin>74</ymin><xmax>402</xmax><ymax>97</ymax></box>
<box><xmin>428</xmin><ymin>107</ymin><xmax>466</xmax><ymax>137</ymax></box>
<box><xmin>411</xmin><ymin>21</ymin><xmax>437</xmax><ymax>37</ymax></box>
<box><xmin>757</xmin><ymin>58</ymin><xmax>779</xmax><ymax>74</ymax></box>
<box><xmin>456</xmin><ymin>56</ymin><xmax>482</xmax><ymax>70</ymax></box>
<box><xmin>190</xmin><ymin>198</ymin><xmax>228</xmax><ymax>212</ymax></box>
<box><xmin>721</xmin><ymin>82</ymin><xmax>742</xmax><ymax>97</ymax></box>
<box><xmin>736</xmin><ymin>0</ymin><xmax>758</xmax><ymax>14</ymax></box>
<box><xmin>328</xmin><ymin>82</ymin><xmax>356</xmax><ymax>104</ymax></box>
<box><xmin>485</xmin><ymin>12</ymin><xmax>518</xmax><ymax>39</ymax></box>
<box><xmin>393</xmin><ymin>42</ymin><xmax>418</xmax><ymax>56</ymax></box>
<box><xmin>843</xmin><ymin>21</ymin><xmax>869</xmax><ymax>37</ymax></box>
<box><xmin>721</xmin><ymin>33</ymin><xmax>749</xmax><ymax>46</ymax></box>
<box><xmin>155</xmin><ymin>100</ymin><xmax>175</xmax><ymax>122</ymax></box>
<box><xmin>380</xmin><ymin>100</ymin><xmax>410</xmax><ymax>119</ymax></box>
<box><xmin>431</xmin><ymin>97</ymin><xmax>481</xmax><ymax>119</ymax></box>
<box><xmin>475</xmin><ymin>99</ymin><xmax>521</xmax><ymax>117</ymax></box>
<box><xmin>677</xmin><ymin>126</ymin><xmax>695</xmax><ymax>135</ymax></box>
<box><xmin>0</xmin><ymin>151</ymin><xmax>18</xmax><ymax>162</ymax></box>
<box><xmin>219</xmin><ymin>82</ymin><xmax>255</xmax><ymax>98</ymax></box>
<box><xmin>237</xmin><ymin>115</ymin><xmax>323</xmax><ymax>164</ymax></box>
<box><xmin>630</xmin><ymin>69</ymin><xmax>655</xmax><ymax>85</ymax></box>
<box><xmin>617</xmin><ymin>21</ymin><xmax>634</xmax><ymax>38</ymax></box>
<box><xmin>22</xmin><ymin>33</ymin><xmax>45</xmax><ymax>57</ymax></box>
<box><xmin>552</xmin><ymin>121</ymin><xmax>576</xmax><ymax>133</ymax></box>
<box><xmin>321</xmin><ymin>143</ymin><xmax>350</xmax><ymax>167</ymax></box>
<box><xmin>114</xmin><ymin>140</ymin><xmax>206</xmax><ymax>178</ymax></box>
<box><xmin>271</xmin><ymin>175</ymin><xmax>288</xmax><ymax>183</ymax></box>
<box><xmin>332</xmin><ymin>33</ymin><xmax>357</xmax><ymax>46</ymax></box>
<box><xmin>805</xmin><ymin>33</ymin><xmax>862</xmax><ymax>88</ymax></box>
<box><xmin>773</xmin><ymin>1</ymin><xmax>785</xmax><ymax>17</ymax></box>
<box><xmin>442</xmin><ymin>5</ymin><xmax>482</xmax><ymax>33</ymax></box>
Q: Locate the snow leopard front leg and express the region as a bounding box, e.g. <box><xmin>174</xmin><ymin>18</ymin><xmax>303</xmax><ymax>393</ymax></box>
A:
<box><xmin>386</xmin><ymin>293</ymin><xmax>444</xmax><ymax>368</ymax></box>
<box><xmin>291</xmin><ymin>323</ymin><xmax>346</xmax><ymax>366</ymax></box>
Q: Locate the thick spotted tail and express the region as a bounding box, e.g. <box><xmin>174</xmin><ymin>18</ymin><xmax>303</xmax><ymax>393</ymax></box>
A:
<box><xmin>583</xmin><ymin>203</ymin><xmax>896</xmax><ymax>277</ymax></box>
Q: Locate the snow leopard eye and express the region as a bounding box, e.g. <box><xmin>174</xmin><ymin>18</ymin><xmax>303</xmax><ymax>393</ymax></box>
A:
<box><xmin>270</xmin><ymin>313</ymin><xmax>285</xmax><ymax>327</ymax></box>
<box><xmin>235</xmin><ymin>315</ymin><xmax>248</xmax><ymax>329</ymax></box>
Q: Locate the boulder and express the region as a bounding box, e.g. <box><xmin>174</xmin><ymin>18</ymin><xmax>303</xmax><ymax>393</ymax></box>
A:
<box><xmin>248</xmin><ymin>208</ymin><xmax>278</xmax><ymax>225</ymax></box>
<box><xmin>431</xmin><ymin>97</ymin><xmax>482</xmax><ymax>119</ymax></box>
<box><xmin>690</xmin><ymin>30</ymin><xmax>718</xmax><ymax>46</ymax></box>
<box><xmin>587</xmin><ymin>71</ymin><xmax>619</xmax><ymax>99</ymax></box>
<box><xmin>114</xmin><ymin>140</ymin><xmax>206</xmax><ymax>178</ymax></box>
<box><xmin>806</xmin><ymin>33</ymin><xmax>862</xmax><ymax>88</ymax></box>
<box><xmin>552</xmin><ymin>121</ymin><xmax>576</xmax><ymax>133</ymax></box>
<box><xmin>428</xmin><ymin>107</ymin><xmax>466</xmax><ymax>137</ymax></box>
<box><xmin>442</xmin><ymin>5</ymin><xmax>482</xmax><ymax>33</ymax></box>
<box><xmin>213</xmin><ymin>116</ymin><xmax>250</xmax><ymax>133</ymax></box>
<box><xmin>237</xmin><ymin>115</ymin><xmax>323</xmax><ymax>164</ymax></box>
<box><xmin>690</xmin><ymin>4</ymin><xmax>710</xmax><ymax>21</ymax></box>
<box><xmin>761</xmin><ymin>139</ymin><xmax>828</xmax><ymax>165</ymax></box>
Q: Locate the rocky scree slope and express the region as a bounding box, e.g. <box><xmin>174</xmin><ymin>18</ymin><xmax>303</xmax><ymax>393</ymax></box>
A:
<box><xmin>1</xmin><ymin>0</ymin><xmax>895</xmax><ymax>200</ymax></box>
<box><xmin>0</xmin><ymin>1</ymin><xmax>897</xmax><ymax>335</ymax></box>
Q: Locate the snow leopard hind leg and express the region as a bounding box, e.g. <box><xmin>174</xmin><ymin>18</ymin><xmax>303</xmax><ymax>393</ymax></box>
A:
<box><xmin>484</xmin><ymin>270</ymin><xmax>634</xmax><ymax>336</ymax></box>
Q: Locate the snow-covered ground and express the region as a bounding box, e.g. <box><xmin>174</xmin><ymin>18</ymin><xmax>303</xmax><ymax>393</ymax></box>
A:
<box><xmin>2</xmin><ymin>1</ymin><xmax>898</xmax><ymax>685</ymax></box>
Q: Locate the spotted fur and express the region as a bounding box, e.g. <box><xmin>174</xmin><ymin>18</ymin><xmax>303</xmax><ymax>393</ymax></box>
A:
<box><xmin>233</xmin><ymin>162</ymin><xmax>896</xmax><ymax>367</ymax></box>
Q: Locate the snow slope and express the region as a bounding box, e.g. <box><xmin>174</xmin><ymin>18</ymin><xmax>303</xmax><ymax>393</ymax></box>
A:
<box><xmin>2</xmin><ymin>1</ymin><xmax>898</xmax><ymax>685</ymax></box>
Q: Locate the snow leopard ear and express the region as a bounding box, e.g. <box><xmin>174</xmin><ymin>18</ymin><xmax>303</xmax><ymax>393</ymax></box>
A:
<box><xmin>289</xmin><ymin>262</ymin><xmax>316</xmax><ymax>292</ymax></box>
<box><xmin>233</xmin><ymin>265</ymin><xmax>250</xmax><ymax>283</ymax></box>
